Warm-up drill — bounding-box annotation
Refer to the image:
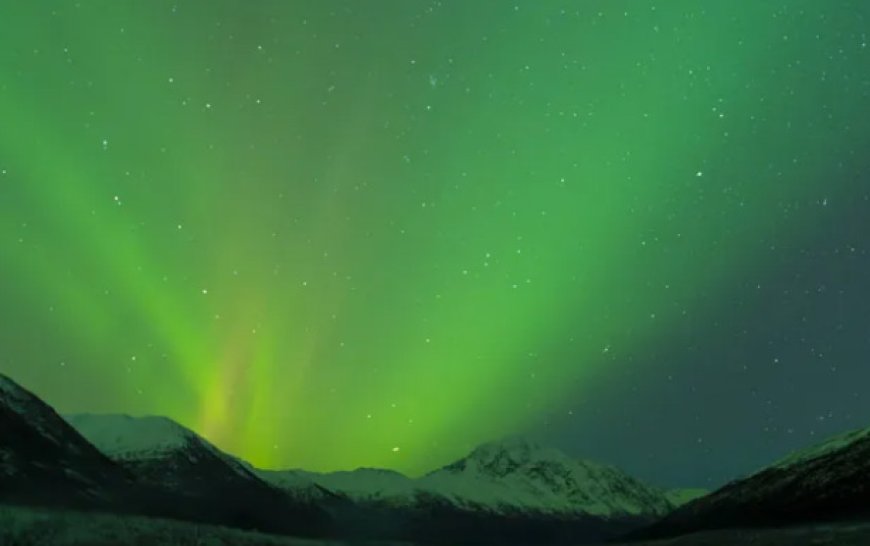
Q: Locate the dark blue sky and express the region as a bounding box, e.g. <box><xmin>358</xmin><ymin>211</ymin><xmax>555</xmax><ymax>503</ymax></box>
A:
<box><xmin>537</xmin><ymin>189</ymin><xmax>870</xmax><ymax>488</ymax></box>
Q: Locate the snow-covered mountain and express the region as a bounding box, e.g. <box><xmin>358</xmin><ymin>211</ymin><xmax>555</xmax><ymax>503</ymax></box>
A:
<box><xmin>311</xmin><ymin>468</ymin><xmax>416</xmax><ymax>499</ymax></box>
<box><xmin>258</xmin><ymin>466</ymin><xmax>416</xmax><ymax>505</ymax></box>
<box><xmin>259</xmin><ymin>436</ymin><xmax>673</xmax><ymax>545</ymax></box>
<box><xmin>65</xmin><ymin>414</ymin><xmax>256</xmax><ymax>484</ymax></box>
<box><xmin>419</xmin><ymin>437</ymin><xmax>673</xmax><ymax>518</ymax></box>
<box><xmin>637</xmin><ymin>425</ymin><xmax>870</xmax><ymax>539</ymax></box>
<box><xmin>66</xmin><ymin>413</ymin><xmax>331</xmax><ymax>537</ymax></box>
<box><xmin>1</xmin><ymin>371</ymin><xmax>686</xmax><ymax>544</ymax></box>
<box><xmin>262</xmin><ymin>438</ymin><xmax>672</xmax><ymax>521</ymax></box>
<box><xmin>0</xmin><ymin>375</ymin><xmax>130</xmax><ymax>507</ymax></box>
<box><xmin>771</xmin><ymin>426</ymin><xmax>870</xmax><ymax>470</ymax></box>
<box><xmin>250</xmin><ymin>468</ymin><xmax>329</xmax><ymax>502</ymax></box>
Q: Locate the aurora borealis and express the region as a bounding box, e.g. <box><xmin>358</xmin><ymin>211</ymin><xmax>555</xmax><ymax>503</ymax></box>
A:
<box><xmin>2</xmin><ymin>1</ymin><xmax>870</xmax><ymax>486</ymax></box>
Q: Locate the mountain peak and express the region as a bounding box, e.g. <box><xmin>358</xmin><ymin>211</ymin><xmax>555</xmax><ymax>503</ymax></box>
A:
<box><xmin>422</xmin><ymin>437</ymin><xmax>672</xmax><ymax>519</ymax></box>
<box><xmin>440</xmin><ymin>436</ymin><xmax>571</xmax><ymax>477</ymax></box>
<box><xmin>64</xmin><ymin>413</ymin><xmax>199</xmax><ymax>459</ymax></box>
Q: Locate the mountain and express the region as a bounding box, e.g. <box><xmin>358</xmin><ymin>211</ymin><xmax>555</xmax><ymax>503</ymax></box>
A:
<box><xmin>411</xmin><ymin>438</ymin><xmax>675</xmax><ymax>544</ymax></box>
<box><xmin>258</xmin><ymin>466</ymin><xmax>416</xmax><ymax>505</ymax></box>
<box><xmin>252</xmin><ymin>468</ymin><xmax>338</xmax><ymax>502</ymax></box>
<box><xmin>664</xmin><ymin>488</ymin><xmax>708</xmax><ymax>507</ymax></box>
<box><xmin>1</xmin><ymin>371</ymin><xmax>679</xmax><ymax>544</ymax></box>
<box><xmin>420</xmin><ymin>437</ymin><xmax>673</xmax><ymax>519</ymax></box>
<box><xmin>0</xmin><ymin>375</ymin><xmax>131</xmax><ymax>508</ymax></box>
<box><xmin>310</xmin><ymin>468</ymin><xmax>417</xmax><ymax>501</ymax></box>
<box><xmin>64</xmin><ymin>414</ymin><xmax>253</xmax><ymax>479</ymax></box>
<box><xmin>264</xmin><ymin>438</ymin><xmax>673</xmax><ymax>519</ymax></box>
<box><xmin>636</xmin><ymin>426</ymin><xmax>870</xmax><ymax>539</ymax></box>
<box><xmin>65</xmin><ymin>414</ymin><xmax>331</xmax><ymax>537</ymax></box>
<box><xmin>261</xmin><ymin>438</ymin><xmax>674</xmax><ymax>544</ymax></box>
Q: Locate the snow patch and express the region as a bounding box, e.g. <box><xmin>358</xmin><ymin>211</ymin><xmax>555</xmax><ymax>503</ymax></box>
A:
<box><xmin>65</xmin><ymin>414</ymin><xmax>192</xmax><ymax>459</ymax></box>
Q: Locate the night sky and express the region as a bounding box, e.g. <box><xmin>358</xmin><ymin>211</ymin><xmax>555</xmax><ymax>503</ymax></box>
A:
<box><xmin>1</xmin><ymin>1</ymin><xmax>869</xmax><ymax>489</ymax></box>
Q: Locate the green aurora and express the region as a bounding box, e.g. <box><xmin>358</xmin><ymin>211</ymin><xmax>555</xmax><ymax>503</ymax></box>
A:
<box><xmin>1</xmin><ymin>1</ymin><xmax>867</xmax><ymax>475</ymax></box>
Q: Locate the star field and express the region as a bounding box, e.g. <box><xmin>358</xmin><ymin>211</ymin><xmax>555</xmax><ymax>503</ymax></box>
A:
<box><xmin>1</xmin><ymin>1</ymin><xmax>869</xmax><ymax>485</ymax></box>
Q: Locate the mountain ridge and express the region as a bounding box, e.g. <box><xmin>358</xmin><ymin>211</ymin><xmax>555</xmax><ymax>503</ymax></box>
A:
<box><xmin>12</xmin><ymin>370</ymin><xmax>870</xmax><ymax>544</ymax></box>
<box><xmin>633</xmin><ymin>424</ymin><xmax>870</xmax><ymax>540</ymax></box>
<box><xmin>0</xmin><ymin>375</ymin><xmax>134</xmax><ymax>509</ymax></box>
<box><xmin>59</xmin><ymin>405</ymin><xmax>678</xmax><ymax>523</ymax></box>
<box><xmin>64</xmin><ymin>413</ymin><xmax>332</xmax><ymax>537</ymax></box>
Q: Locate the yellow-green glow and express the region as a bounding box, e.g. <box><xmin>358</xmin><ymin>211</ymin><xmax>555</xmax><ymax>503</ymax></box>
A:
<box><xmin>1</xmin><ymin>1</ymin><xmax>867</xmax><ymax>475</ymax></box>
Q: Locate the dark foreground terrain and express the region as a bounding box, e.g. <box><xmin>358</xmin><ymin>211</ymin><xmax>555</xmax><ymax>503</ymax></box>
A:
<box><xmin>0</xmin><ymin>506</ymin><xmax>330</xmax><ymax>546</ymax></box>
<box><xmin>2</xmin><ymin>505</ymin><xmax>868</xmax><ymax>546</ymax></box>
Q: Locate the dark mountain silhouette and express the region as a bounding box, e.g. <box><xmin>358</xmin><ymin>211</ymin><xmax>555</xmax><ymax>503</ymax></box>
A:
<box><xmin>0</xmin><ymin>374</ymin><xmax>329</xmax><ymax>538</ymax></box>
<box><xmin>634</xmin><ymin>426</ymin><xmax>870</xmax><ymax>540</ymax></box>
<box><xmin>0</xmin><ymin>375</ymin><xmax>131</xmax><ymax>509</ymax></box>
<box><xmin>65</xmin><ymin>414</ymin><xmax>332</xmax><ymax>537</ymax></box>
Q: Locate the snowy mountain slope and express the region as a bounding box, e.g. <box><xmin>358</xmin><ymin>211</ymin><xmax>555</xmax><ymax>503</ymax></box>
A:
<box><xmin>311</xmin><ymin>468</ymin><xmax>416</xmax><ymax>498</ymax></box>
<box><xmin>0</xmin><ymin>374</ymin><xmax>131</xmax><ymax>508</ymax></box>
<box><xmin>258</xmin><ymin>467</ymin><xmax>418</xmax><ymax>505</ymax></box>
<box><xmin>253</xmin><ymin>468</ymin><xmax>345</xmax><ymax>503</ymax></box>
<box><xmin>262</xmin><ymin>437</ymin><xmax>672</xmax><ymax>521</ymax></box>
<box><xmin>65</xmin><ymin>414</ymin><xmax>255</xmax><ymax>481</ymax></box>
<box><xmin>636</xmin><ymin>426</ymin><xmax>870</xmax><ymax>540</ymax></box>
<box><xmin>420</xmin><ymin>437</ymin><xmax>673</xmax><ymax>518</ymax></box>
<box><xmin>65</xmin><ymin>413</ymin><xmax>331</xmax><ymax>537</ymax></box>
<box><xmin>257</xmin><ymin>438</ymin><xmax>675</xmax><ymax>543</ymax></box>
<box><xmin>64</xmin><ymin>414</ymin><xmax>193</xmax><ymax>458</ymax></box>
<box><xmin>665</xmin><ymin>488</ymin><xmax>708</xmax><ymax>507</ymax></box>
<box><xmin>771</xmin><ymin>426</ymin><xmax>870</xmax><ymax>469</ymax></box>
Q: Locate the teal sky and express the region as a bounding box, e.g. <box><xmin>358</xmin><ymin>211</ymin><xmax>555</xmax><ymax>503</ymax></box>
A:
<box><xmin>1</xmin><ymin>1</ymin><xmax>869</xmax><ymax>486</ymax></box>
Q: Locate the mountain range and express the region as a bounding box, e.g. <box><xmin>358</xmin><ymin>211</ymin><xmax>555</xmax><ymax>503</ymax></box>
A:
<box><xmin>65</xmin><ymin>413</ymin><xmax>331</xmax><ymax>536</ymax></box>
<box><xmin>257</xmin><ymin>437</ymin><xmax>681</xmax><ymax>543</ymax></box>
<box><xmin>3</xmin><ymin>371</ymin><xmax>870</xmax><ymax>544</ymax></box>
